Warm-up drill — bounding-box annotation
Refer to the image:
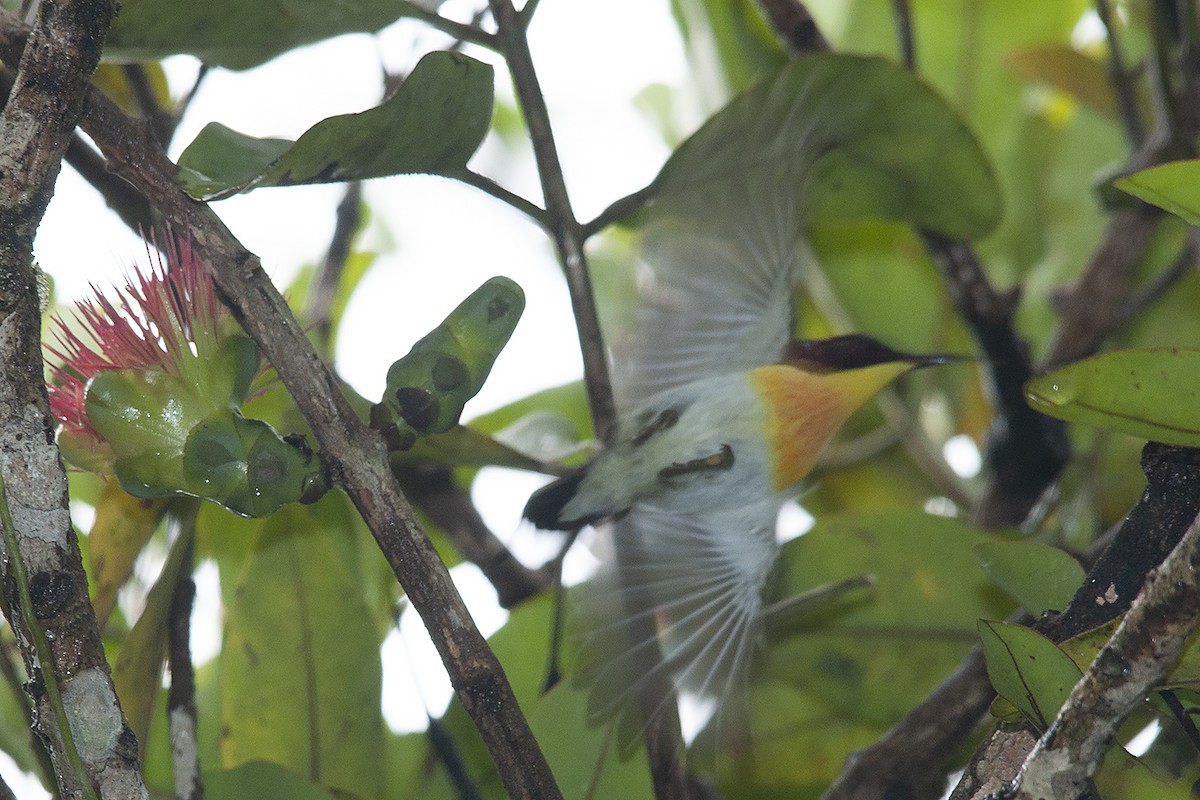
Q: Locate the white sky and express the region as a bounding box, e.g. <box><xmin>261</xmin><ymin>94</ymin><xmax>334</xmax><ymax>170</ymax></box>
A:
<box><xmin>26</xmin><ymin>1</ymin><xmax>688</xmax><ymax>786</ymax></box>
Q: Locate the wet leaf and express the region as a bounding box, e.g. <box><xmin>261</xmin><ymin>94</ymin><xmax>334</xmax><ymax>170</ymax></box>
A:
<box><xmin>1026</xmin><ymin>347</ymin><xmax>1200</xmax><ymax>447</ymax></box>
<box><xmin>177</xmin><ymin>51</ymin><xmax>493</xmax><ymax>200</ymax></box>
<box><xmin>974</xmin><ymin>541</ymin><xmax>1085</xmax><ymax>615</ymax></box>
<box><xmin>978</xmin><ymin>619</ymin><xmax>1082</xmax><ymax>729</ymax></box>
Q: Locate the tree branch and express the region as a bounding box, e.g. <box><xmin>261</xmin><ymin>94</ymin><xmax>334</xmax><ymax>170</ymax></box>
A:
<box><xmin>392</xmin><ymin>462</ymin><xmax>553</xmax><ymax>609</ymax></box>
<box><xmin>1095</xmin><ymin>0</ymin><xmax>1146</xmax><ymax>149</ymax></box>
<box><xmin>60</xmin><ymin>55</ymin><xmax>564</xmax><ymax>800</ymax></box>
<box><xmin>487</xmin><ymin>0</ymin><xmax>617</xmax><ymax>445</ymax></box>
<box><xmin>0</xmin><ymin>1</ymin><xmax>148</xmax><ymax>797</ymax></box>
<box><xmin>166</xmin><ymin>509</ymin><xmax>201</xmax><ymax>800</ymax></box>
<box><xmin>1009</xmin><ymin>509</ymin><xmax>1200</xmax><ymax>800</ymax></box>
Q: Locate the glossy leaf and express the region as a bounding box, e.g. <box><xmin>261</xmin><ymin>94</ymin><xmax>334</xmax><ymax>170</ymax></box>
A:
<box><xmin>105</xmin><ymin>0</ymin><xmax>441</xmax><ymax>71</ymax></box>
<box><xmin>87</xmin><ymin>481</ymin><xmax>169</xmax><ymax>625</ymax></box>
<box><xmin>1115</xmin><ymin>160</ymin><xmax>1200</xmax><ymax>227</ymax></box>
<box><xmin>1025</xmin><ymin>347</ymin><xmax>1200</xmax><ymax>447</ymax></box>
<box><xmin>221</xmin><ymin>499</ymin><xmax>385</xmax><ymax>799</ymax></box>
<box><xmin>974</xmin><ymin>541</ymin><xmax>1085</xmax><ymax>615</ymax></box>
<box><xmin>978</xmin><ymin>619</ymin><xmax>1082</xmax><ymax>729</ymax></box>
<box><xmin>177</xmin><ymin>51</ymin><xmax>493</xmax><ymax>200</ymax></box>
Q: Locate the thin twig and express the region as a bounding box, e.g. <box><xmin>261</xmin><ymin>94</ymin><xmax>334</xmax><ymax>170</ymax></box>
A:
<box><xmin>392</xmin><ymin>463</ymin><xmax>553</xmax><ymax>609</ymax></box>
<box><xmin>121</xmin><ymin>63</ymin><xmax>175</xmax><ymax>145</ymax></box>
<box><xmin>1158</xmin><ymin>690</ymin><xmax>1200</xmax><ymax>755</ymax></box>
<box><xmin>891</xmin><ymin>0</ymin><xmax>916</xmax><ymax>70</ymax></box>
<box><xmin>306</xmin><ymin>180</ymin><xmax>362</xmax><ymax>349</ymax></box>
<box><xmin>517</xmin><ymin>0</ymin><xmax>541</xmax><ymax>30</ymax></box>
<box><xmin>166</xmin><ymin>506</ymin><xmax>201</xmax><ymax>800</ymax></box>
<box><xmin>64</xmin><ymin>133</ymin><xmax>156</xmax><ymax>232</ymax></box>
<box><xmin>1115</xmin><ymin>232</ymin><xmax>1198</xmax><ymax>328</ymax></box>
<box><xmin>756</xmin><ymin>0</ymin><xmax>830</xmax><ymax>54</ymax></box>
<box><xmin>580</xmin><ymin>181</ymin><xmax>657</xmax><ymax>238</ymax></box>
<box><xmin>1095</xmin><ymin>0</ymin><xmax>1146</xmax><ymax>148</ymax></box>
<box><xmin>398</xmin><ymin>1</ymin><xmax>499</xmax><ymax>50</ymax></box>
<box><xmin>488</xmin><ymin>0</ymin><xmax>617</xmax><ymax>445</ymax></box>
<box><xmin>428</xmin><ymin>716</ymin><xmax>483</xmax><ymax>800</ymax></box>
<box><xmin>458</xmin><ymin>169</ymin><xmax>549</xmax><ymax>228</ymax></box>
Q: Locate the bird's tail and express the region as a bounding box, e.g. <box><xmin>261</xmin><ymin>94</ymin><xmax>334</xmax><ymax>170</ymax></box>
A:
<box><xmin>572</xmin><ymin>500</ymin><xmax>779</xmax><ymax>752</ymax></box>
<box><xmin>523</xmin><ymin>471</ymin><xmax>589</xmax><ymax>531</ymax></box>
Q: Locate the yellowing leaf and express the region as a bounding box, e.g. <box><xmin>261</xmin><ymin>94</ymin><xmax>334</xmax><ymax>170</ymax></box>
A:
<box><xmin>87</xmin><ymin>482</ymin><xmax>169</xmax><ymax>625</ymax></box>
<box><xmin>1026</xmin><ymin>347</ymin><xmax>1200</xmax><ymax>447</ymax></box>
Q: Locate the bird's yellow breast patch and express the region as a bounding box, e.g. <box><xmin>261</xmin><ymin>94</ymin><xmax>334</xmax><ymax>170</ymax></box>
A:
<box><xmin>749</xmin><ymin>361</ymin><xmax>912</xmax><ymax>490</ymax></box>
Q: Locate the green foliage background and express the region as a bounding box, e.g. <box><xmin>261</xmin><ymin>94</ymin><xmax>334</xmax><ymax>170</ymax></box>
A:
<box><xmin>22</xmin><ymin>1</ymin><xmax>1200</xmax><ymax>799</ymax></box>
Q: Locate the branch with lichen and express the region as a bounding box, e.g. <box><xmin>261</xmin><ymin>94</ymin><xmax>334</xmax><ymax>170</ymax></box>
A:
<box><xmin>0</xmin><ymin>0</ymin><xmax>148</xmax><ymax>797</ymax></box>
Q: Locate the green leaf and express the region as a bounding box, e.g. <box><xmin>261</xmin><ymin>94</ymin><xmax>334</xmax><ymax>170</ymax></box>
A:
<box><xmin>670</xmin><ymin>0</ymin><xmax>787</xmax><ymax>102</ymax></box>
<box><xmin>104</xmin><ymin>0</ymin><xmax>442</xmax><ymax>71</ymax></box>
<box><xmin>220</xmin><ymin>499</ymin><xmax>385</xmax><ymax>799</ymax></box>
<box><xmin>653</xmin><ymin>54</ymin><xmax>1002</xmax><ymax>241</ymax></box>
<box><xmin>1025</xmin><ymin>347</ymin><xmax>1200</xmax><ymax>447</ymax></box>
<box><xmin>974</xmin><ymin>541</ymin><xmax>1085</xmax><ymax>615</ymax></box>
<box><xmin>977</xmin><ymin>619</ymin><xmax>1082</xmax><ymax>729</ymax></box>
<box><xmin>204</xmin><ymin>760</ymin><xmax>337</xmax><ymax>800</ymax></box>
<box><xmin>177</xmin><ymin>51</ymin><xmax>494</xmax><ymax>200</ymax></box>
<box><xmin>763</xmin><ymin>510</ymin><xmax>1013</xmax><ymax>725</ymax></box>
<box><xmin>530</xmin><ymin>683</ymin><xmax>653</xmax><ymax>800</ymax></box>
<box><xmin>1115</xmin><ymin>160</ymin><xmax>1200</xmax><ymax>226</ymax></box>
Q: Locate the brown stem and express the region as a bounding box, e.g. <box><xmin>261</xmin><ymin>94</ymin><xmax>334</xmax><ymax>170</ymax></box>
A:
<box><xmin>1095</xmin><ymin>0</ymin><xmax>1146</xmax><ymax>148</ymax></box>
<box><xmin>167</xmin><ymin>510</ymin><xmax>201</xmax><ymax>800</ymax></box>
<box><xmin>487</xmin><ymin>0</ymin><xmax>617</xmax><ymax>446</ymax></box>
<box><xmin>392</xmin><ymin>462</ymin><xmax>553</xmax><ymax>609</ymax></box>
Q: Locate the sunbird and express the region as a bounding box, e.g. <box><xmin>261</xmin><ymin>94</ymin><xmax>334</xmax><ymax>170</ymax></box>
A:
<box><xmin>517</xmin><ymin>53</ymin><xmax>991</xmax><ymax>742</ymax></box>
<box><xmin>522</xmin><ymin>236</ymin><xmax>964</xmax><ymax>739</ymax></box>
<box><xmin>525</xmin><ymin>334</ymin><xmax>959</xmax><ymax>532</ymax></box>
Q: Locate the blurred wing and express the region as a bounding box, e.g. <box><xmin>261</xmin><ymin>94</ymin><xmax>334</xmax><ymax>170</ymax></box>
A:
<box><xmin>574</xmin><ymin>497</ymin><xmax>780</xmax><ymax>743</ymax></box>
<box><xmin>614</xmin><ymin>177</ymin><xmax>811</xmax><ymax>404</ymax></box>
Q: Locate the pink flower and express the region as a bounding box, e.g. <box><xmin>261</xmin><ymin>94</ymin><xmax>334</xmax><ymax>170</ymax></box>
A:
<box><xmin>46</xmin><ymin>235</ymin><xmax>226</xmax><ymax>443</ymax></box>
